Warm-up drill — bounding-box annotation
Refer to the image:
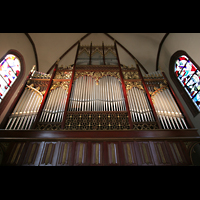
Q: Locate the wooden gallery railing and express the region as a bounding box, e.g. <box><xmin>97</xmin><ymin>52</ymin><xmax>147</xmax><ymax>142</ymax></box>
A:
<box><xmin>0</xmin><ymin>42</ymin><xmax>200</xmax><ymax>166</ymax></box>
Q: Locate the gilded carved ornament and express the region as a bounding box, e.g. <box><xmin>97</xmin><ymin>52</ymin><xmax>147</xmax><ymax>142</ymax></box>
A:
<box><xmin>50</xmin><ymin>81</ymin><xmax>70</xmax><ymax>92</ymax></box>
<box><xmin>74</xmin><ymin>71</ymin><xmax>121</xmax><ymax>85</ymax></box>
<box><xmin>125</xmin><ymin>81</ymin><xmax>143</xmax><ymax>92</ymax></box>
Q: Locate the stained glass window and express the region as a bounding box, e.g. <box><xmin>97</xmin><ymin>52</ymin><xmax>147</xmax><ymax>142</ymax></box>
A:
<box><xmin>0</xmin><ymin>54</ymin><xmax>21</xmax><ymax>101</ymax></box>
<box><xmin>175</xmin><ymin>55</ymin><xmax>200</xmax><ymax>111</ymax></box>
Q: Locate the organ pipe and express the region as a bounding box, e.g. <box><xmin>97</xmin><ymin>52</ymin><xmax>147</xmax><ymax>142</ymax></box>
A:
<box><xmin>39</xmin><ymin>87</ymin><xmax>68</xmax><ymax>123</ymax></box>
<box><xmin>152</xmin><ymin>88</ymin><xmax>188</xmax><ymax>129</ymax></box>
<box><xmin>68</xmin><ymin>76</ymin><xmax>126</xmax><ymax>112</ymax></box>
<box><xmin>5</xmin><ymin>85</ymin><xmax>43</xmax><ymax>130</ymax></box>
<box><xmin>127</xmin><ymin>87</ymin><xmax>155</xmax><ymax>123</ymax></box>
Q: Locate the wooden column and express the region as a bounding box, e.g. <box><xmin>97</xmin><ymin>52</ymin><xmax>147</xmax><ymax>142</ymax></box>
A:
<box><xmin>114</xmin><ymin>42</ymin><xmax>133</xmax><ymax>129</ymax></box>
<box><xmin>162</xmin><ymin>72</ymin><xmax>194</xmax><ymax>128</ymax></box>
<box><xmin>135</xmin><ymin>60</ymin><xmax>162</xmax><ymax>129</ymax></box>
<box><xmin>31</xmin><ymin>61</ymin><xmax>59</xmax><ymax>129</ymax></box>
<box><xmin>102</xmin><ymin>42</ymin><xmax>105</xmax><ymax>65</ymax></box>
<box><xmin>61</xmin><ymin>42</ymin><xmax>80</xmax><ymax>129</ymax></box>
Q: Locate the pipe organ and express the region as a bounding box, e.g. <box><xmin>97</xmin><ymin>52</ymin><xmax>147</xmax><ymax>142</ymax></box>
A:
<box><xmin>1</xmin><ymin>40</ymin><xmax>200</xmax><ymax>166</ymax></box>
<box><xmin>3</xmin><ymin>42</ymin><xmax>192</xmax><ymax>132</ymax></box>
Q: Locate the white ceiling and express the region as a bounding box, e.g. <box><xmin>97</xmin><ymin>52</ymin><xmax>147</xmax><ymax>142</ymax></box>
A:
<box><xmin>28</xmin><ymin>33</ymin><xmax>166</xmax><ymax>74</ymax></box>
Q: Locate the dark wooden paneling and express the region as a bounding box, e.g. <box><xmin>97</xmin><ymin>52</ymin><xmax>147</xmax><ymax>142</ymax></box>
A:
<box><xmin>3</xmin><ymin>142</ymin><xmax>28</xmax><ymax>166</ymax></box>
<box><xmin>165</xmin><ymin>141</ymin><xmax>189</xmax><ymax>166</ymax></box>
<box><xmin>22</xmin><ymin>141</ymin><xmax>44</xmax><ymax>166</ymax></box>
<box><xmin>149</xmin><ymin>141</ymin><xmax>171</xmax><ymax>166</ymax></box>
<box><xmin>90</xmin><ymin>142</ymin><xmax>103</xmax><ymax>166</ymax></box>
<box><xmin>121</xmin><ymin>142</ymin><xmax>137</xmax><ymax>166</ymax></box>
<box><xmin>74</xmin><ymin>142</ymin><xmax>88</xmax><ymax>166</ymax></box>
<box><xmin>56</xmin><ymin>141</ymin><xmax>73</xmax><ymax>166</ymax></box>
<box><xmin>134</xmin><ymin>141</ymin><xmax>155</xmax><ymax>166</ymax></box>
<box><xmin>106</xmin><ymin>141</ymin><xmax>120</xmax><ymax>166</ymax></box>
<box><xmin>39</xmin><ymin>142</ymin><xmax>59</xmax><ymax>166</ymax></box>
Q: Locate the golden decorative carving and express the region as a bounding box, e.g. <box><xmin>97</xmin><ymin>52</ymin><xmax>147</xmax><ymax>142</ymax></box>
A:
<box><xmin>74</xmin><ymin>71</ymin><xmax>121</xmax><ymax>84</ymax></box>
<box><xmin>124</xmin><ymin>81</ymin><xmax>143</xmax><ymax>92</ymax></box>
<box><xmin>151</xmin><ymin>85</ymin><xmax>168</xmax><ymax>97</ymax></box>
<box><xmin>54</xmin><ymin>71</ymin><xmax>72</xmax><ymax>79</ymax></box>
<box><xmin>50</xmin><ymin>81</ymin><xmax>70</xmax><ymax>92</ymax></box>
<box><xmin>123</xmin><ymin>71</ymin><xmax>139</xmax><ymax>79</ymax></box>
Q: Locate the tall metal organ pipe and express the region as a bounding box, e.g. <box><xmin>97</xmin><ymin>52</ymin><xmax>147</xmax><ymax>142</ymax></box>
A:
<box><xmin>5</xmin><ymin>85</ymin><xmax>43</xmax><ymax>130</ymax></box>
<box><xmin>68</xmin><ymin>76</ymin><xmax>126</xmax><ymax>111</ymax></box>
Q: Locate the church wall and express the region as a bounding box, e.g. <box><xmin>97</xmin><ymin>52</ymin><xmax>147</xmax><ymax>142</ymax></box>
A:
<box><xmin>159</xmin><ymin>33</ymin><xmax>200</xmax><ymax>135</ymax></box>
<box><xmin>0</xmin><ymin>33</ymin><xmax>36</xmax><ymax>124</ymax></box>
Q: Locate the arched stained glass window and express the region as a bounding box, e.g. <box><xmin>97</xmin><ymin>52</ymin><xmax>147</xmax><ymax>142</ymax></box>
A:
<box><xmin>174</xmin><ymin>54</ymin><xmax>200</xmax><ymax>112</ymax></box>
<box><xmin>0</xmin><ymin>54</ymin><xmax>21</xmax><ymax>103</ymax></box>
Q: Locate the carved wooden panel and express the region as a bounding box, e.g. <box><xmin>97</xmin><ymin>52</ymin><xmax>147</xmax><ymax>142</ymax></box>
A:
<box><xmin>22</xmin><ymin>142</ymin><xmax>44</xmax><ymax>166</ymax></box>
<box><xmin>39</xmin><ymin>142</ymin><xmax>59</xmax><ymax>166</ymax></box>
<box><xmin>149</xmin><ymin>141</ymin><xmax>171</xmax><ymax>166</ymax></box>
<box><xmin>134</xmin><ymin>141</ymin><xmax>155</xmax><ymax>166</ymax></box>
<box><xmin>122</xmin><ymin>142</ymin><xmax>137</xmax><ymax>166</ymax></box>
<box><xmin>74</xmin><ymin>142</ymin><xmax>88</xmax><ymax>166</ymax></box>
<box><xmin>90</xmin><ymin>142</ymin><xmax>103</xmax><ymax>166</ymax></box>
<box><xmin>5</xmin><ymin>142</ymin><xmax>27</xmax><ymax>166</ymax></box>
<box><xmin>56</xmin><ymin>142</ymin><xmax>73</xmax><ymax>166</ymax></box>
<box><xmin>166</xmin><ymin>141</ymin><xmax>188</xmax><ymax>165</ymax></box>
<box><xmin>107</xmin><ymin>142</ymin><xmax>120</xmax><ymax>165</ymax></box>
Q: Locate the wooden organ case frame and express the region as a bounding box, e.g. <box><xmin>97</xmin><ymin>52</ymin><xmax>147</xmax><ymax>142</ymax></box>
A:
<box><xmin>1</xmin><ymin>41</ymin><xmax>200</xmax><ymax>166</ymax></box>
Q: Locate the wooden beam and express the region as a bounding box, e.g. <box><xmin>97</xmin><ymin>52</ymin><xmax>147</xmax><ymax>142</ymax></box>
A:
<box><xmin>104</xmin><ymin>33</ymin><xmax>148</xmax><ymax>74</ymax></box>
<box><xmin>46</xmin><ymin>33</ymin><xmax>91</xmax><ymax>74</ymax></box>
<box><xmin>114</xmin><ymin>42</ymin><xmax>133</xmax><ymax>129</ymax></box>
<box><xmin>135</xmin><ymin>60</ymin><xmax>162</xmax><ymax>129</ymax></box>
<box><xmin>61</xmin><ymin>42</ymin><xmax>80</xmax><ymax>129</ymax></box>
<box><xmin>31</xmin><ymin>62</ymin><xmax>58</xmax><ymax>129</ymax></box>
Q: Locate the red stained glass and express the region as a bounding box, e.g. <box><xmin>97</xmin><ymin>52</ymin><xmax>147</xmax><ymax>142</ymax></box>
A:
<box><xmin>0</xmin><ymin>54</ymin><xmax>21</xmax><ymax>102</ymax></box>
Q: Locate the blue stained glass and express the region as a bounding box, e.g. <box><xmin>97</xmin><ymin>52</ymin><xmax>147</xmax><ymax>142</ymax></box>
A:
<box><xmin>0</xmin><ymin>54</ymin><xmax>21</xmax><ymax>102</ymax></box>
<box><xmin>175</xmin><ymin>55</ymin><xmax>200</xmax><ymax>111</ymax></box>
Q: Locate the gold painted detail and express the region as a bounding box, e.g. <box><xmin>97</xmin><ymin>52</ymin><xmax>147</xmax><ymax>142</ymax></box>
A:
<box><xmin>50</xmin><ymin>81</ymin><xmax>70</xmax><ymax>91</ymax></box>
<box><xmin>54</xmin><ymin>71</ymin><xmax>72</xmax><ymax>79</ymax></box>
<box><xmin>64</xmin><ymin>111</ymin><xmax>130</xmax><ymax>131</ymax></box>
<box><xmin>79</xmin><ymin>143</ymin><xmax>84</xmax><ymax>164</ymax></box>
<box><xmin>151</xmin><ymin>86</ymin><xmax>168</xmax><ymax>97</ymax></box>
<box><xmin>124</xmin><ymin>81</ymin><xmax>143</xmax><ymax>92</ymax></box>
<box><xmin>156</xmin><ymin>143</ymin><xmax>166</xmax><ymax>164</ymax></box>
<box><xmin>74</xmin><ymin>71</ymin><xmax>121</xmax><ymax>84</ymax></box>
<box><xmin>122</xmin><ymin>71</ymin><xmax>139</xmax><ymax>79</ymax></box>
<box><xmin>45</xmin><ymin>143</ymin><xmax>52</xmax><ymax>165</ymax></box>
<box><xmin>126</xmin><ymin>143</ymin><xmax>133</xmax><ymax>164</ymax></box>
<box><xmin>28</xmin><ymin>143</ymin><xmax>37</xmax><ymax>164</ymax></box>
<box><xmin>142</xmin><ymin>143</ymin><xmax>149</xmax><ymax>164</ymax></box>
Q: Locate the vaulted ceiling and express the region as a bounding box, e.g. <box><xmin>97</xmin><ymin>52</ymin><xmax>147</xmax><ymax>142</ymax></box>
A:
<box><xmin>28</xmin><ymin>33</ymin><xmax>166</xmax><ymax>74</ymax></box>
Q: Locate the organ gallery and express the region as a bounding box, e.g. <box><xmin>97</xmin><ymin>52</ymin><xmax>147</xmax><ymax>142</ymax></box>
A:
<box><xmin>0</xmin><ymin>33</ymin><xmax>200</xmax><ymax>166</ymax></box>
